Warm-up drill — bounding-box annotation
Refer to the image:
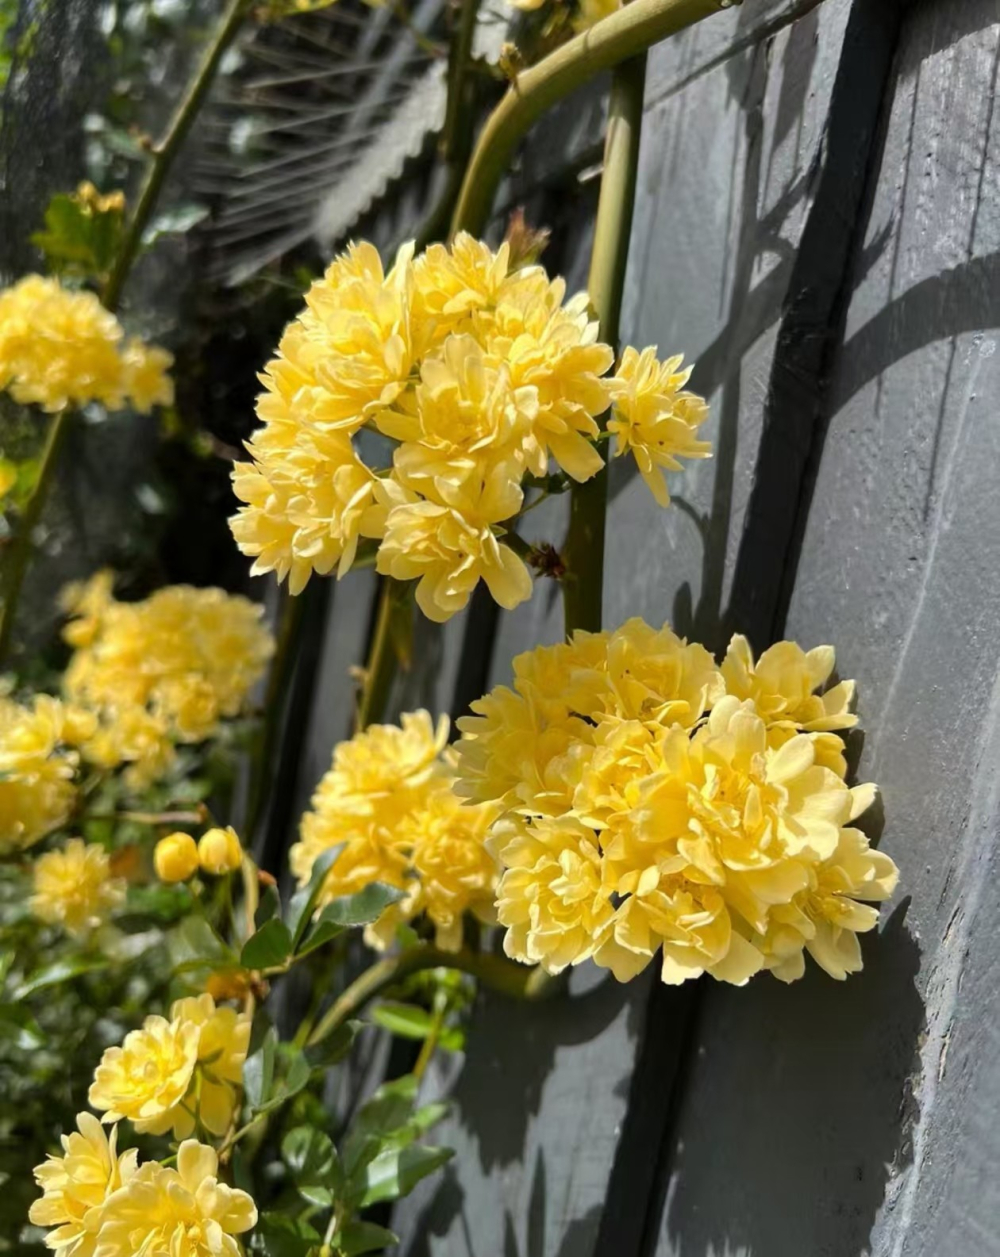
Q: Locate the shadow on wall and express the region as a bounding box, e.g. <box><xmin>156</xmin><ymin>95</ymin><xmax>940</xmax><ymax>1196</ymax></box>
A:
<box><xmin>659</xmin><ymin>901</ymin><xmax>924</xmax><ymax>1257</ymax></box>
<box><xmin>400</xmin><ymin>971</ymin><xmax>642</xmax><ymax>1257</ymax></box>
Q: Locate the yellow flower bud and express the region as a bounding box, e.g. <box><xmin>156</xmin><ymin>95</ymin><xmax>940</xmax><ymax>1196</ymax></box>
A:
<box><xmin>198</xmin><ymin>826</ymin><xmax>242</xmax><ymax>876</ymax></box>
<box><xmin>154</xmin><ymin>832</ymin><xmax>199</xmax><ymax>883</ymax></box>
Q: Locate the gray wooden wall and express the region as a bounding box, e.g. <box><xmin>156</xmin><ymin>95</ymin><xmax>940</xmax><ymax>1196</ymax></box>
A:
<box><xmin>283</xmin><ymin>0</ymin><xmax>1000</xmax><ymax>1251</ymax></box>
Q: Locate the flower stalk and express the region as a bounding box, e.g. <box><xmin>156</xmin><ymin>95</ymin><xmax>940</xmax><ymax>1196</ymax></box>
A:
<box><xmin>356</xmin><ymin>581</ymin><xmax>413</xmax><ymax>731</ymax></box>
<box><xmin>102</xmin><ymin>0</ymin><xmax>252</xmax><ymax>313</ymax></box>
<box><xmin>307</xmin><ymin>944</ymin><xmax>558</xmax><ymax>1050</ymax></box>
<box><xmin>450</xmin><ymin>0</ymin><xmax>733</xmax><ymax>238</ymax></box>
<box><xmin>562</xmin><ymin>54</ymin><xmax>647</xmax><ymax>635</ymax></box>
<box><xmin>0</xmin><ymin>408</ymin><xmax>71</xmax><ymax>667</ymax></box>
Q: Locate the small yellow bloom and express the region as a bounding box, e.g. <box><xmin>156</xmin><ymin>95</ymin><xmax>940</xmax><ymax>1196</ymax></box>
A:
<box><xmin>608</xmin><ymin>346</ymin><xmax>711</xmax><ymax>506</ymax></box>
<box><xmin>29</xmin><ymin>1112</ymin><xmax>137</xmax><ymax>1257</ymax></box>
<box><xmin>89</xmin><ymin>994</ymin><xmax>250</xmax><ymax>1140</ymax></box>
<box><xmin>0</xmin><ymin>275</ymin><xmax>171</xmax><ymax>414</ymax></box>
<box><xmin>721</xmin><ymin>634</ymin><xmax>858</xmax><ymax>732</ymax></box>
<box><xmin>74</xmin><ymin>181</ymin><xmax>126</xmax><ymax>215</ymax></box>
<box><xmin>93</xmin><ymin>1140</ymin><xmax>256</xmax><ymax>1257</ymax></box>
<box><xmin>31</xmin><ymin>839</ymin><xmax>125</xmax><ymax>935</ymax></box>
<box><xmin>198</xmin><ymin>825</ymin><xmax>242</xmax><ymax>875</ymax></box>
<box><xmin>0</xmin><ymin>693</ymin><xmax>80</xmax><ymax>854</ymax></box>
<box><xmin>154</xmin><ymin>831</ymin><xmax>199</xmax><ymax>883</ymax></box>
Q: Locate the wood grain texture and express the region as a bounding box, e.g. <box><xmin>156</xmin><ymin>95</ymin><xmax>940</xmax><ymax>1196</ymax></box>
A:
<box><xmin>650</xmin><ymin>3</ymin><xmax>1000</xmax><ymax>1255</ymax></box>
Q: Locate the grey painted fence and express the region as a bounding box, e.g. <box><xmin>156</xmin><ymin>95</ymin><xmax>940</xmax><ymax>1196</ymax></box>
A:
<box><xmin>282</xmin><ymin>0</ymin><xmax>1000</xmax><ymax>1252</ymax></box>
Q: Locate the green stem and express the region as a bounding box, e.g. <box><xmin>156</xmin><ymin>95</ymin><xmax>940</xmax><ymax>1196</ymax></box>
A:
<box><xmin>415</xmin><ymin>0</ymin><xmax>485</xmax><ymax>250</ymax></box>
<box><xmin>244</xmin><ymin>588</ymin><xmax>306</xmax><ymax>846</ymax></box>
<box><xmin>355</xmin><ymin>581</ymin><xmax>412</xmax><ymax>731</ymax></box>
<box><xmin>562</xmin><ymin>55</ymin><xmax>647</xmax><ymax>636</ymax></box>
<box><xmin>0</xmin><ymin>408</ymin><xmax>72</xmax><ymax>667</ymax></box>
<box><xmin>450</xmin><ymin>0</ymin><xmax>731</xmax><ymax>237</ymax></box>
<box><xmin>102</xmin><ymin>0</ymin><xmax>251</xmax><ymax>312</ymax></box>
<box><xmin>307</xmin><ymin>945</ymin><xmax>557</xmax><ymax>1049</ymax></box>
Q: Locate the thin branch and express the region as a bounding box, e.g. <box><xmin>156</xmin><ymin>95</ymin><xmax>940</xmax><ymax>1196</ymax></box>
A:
<box><xmin>562</xmin><ymin>55</ymin><xmax>647</xmax><ymax>635</ymax></box>
<box><xmin>450</xmin><ymin>0</ymin><xmax>733</xmax><ymax>237</ymax></box>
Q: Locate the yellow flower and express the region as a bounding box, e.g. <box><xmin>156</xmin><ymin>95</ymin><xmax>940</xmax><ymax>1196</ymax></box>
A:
<box><xmin>0</xmin><ymin>693</ymin><xmax>80</xmax><ymax>854</ymax></box>
<box><xmin>721</xmin><ymin>634</ymin><xmax>857</xmax><ymax>732</ymax></box>
<box><xmin>31</xmin><ymin>839</ymin><xmax>125</xmax><ymax>935</ymax></box>
<box><xmin>0</xmin><ymin>275</ymin><xmax>172</xmax><ymax>414</ymax></box>
<box><xmin>495</xmin><ymin>814</ymin><xmax>615</xmax><ymax>972</ymax></box>
<box><xmin>291</xmin><ymin>712</ymin><xmax>497</xmax><ymax>948</ymax></box>
<box><xmin>62</xmin><ymin>575</ymin><xmax>274</xmax><ymax>784</ymax></box>
<box><xmin>154</xmin><ymin>832</ymin><xmax>199</xmax><ymax>882</ymax></box>
<box><xmin>374</xmin><ymin>470</ymin><xmax>532</xmax><ymax>623</ymax></box>
<box><xmin>607</xmin><ymin>346</ymin><xmax>711</xmax><ymax>506</ymax></box>
<box><xmin>29</xmin><ymin>1113</ymin><xmax>138</xmax><ymax>1257</ymax></box>
<box><xmin>198</xmin><ymin>825</ymin><xmax>242</xmax><ymax>875</ymax></box>
<box><xmin>89</xmin><ymin>995</ymin><xmax>250</xmax><ymax>1139</ymax></box>
<box><xmin>74</xmin><ymin>181</ymin><xmax>126</xmax><ymax>215</ymax></box>
<box><xmin>229</xmin><ymin>234</ymin><xmax>617</xmax><ymax>619</ymax></box>
<box><xmin>94</xmin><ymin>1140</ymin><xmax>256</xmax><ymax>1257</ymax></box>
<box><xmin>456</xmin><ymin>619</ymin><xmax>898</xmax><ymax>986</ymax></box>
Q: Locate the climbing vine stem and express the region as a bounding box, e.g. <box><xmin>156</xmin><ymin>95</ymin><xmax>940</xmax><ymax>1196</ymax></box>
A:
<box><xmin>562</xmin><ymin>54</ymin><xmax>647</xmax><ymax>635</ymax></box>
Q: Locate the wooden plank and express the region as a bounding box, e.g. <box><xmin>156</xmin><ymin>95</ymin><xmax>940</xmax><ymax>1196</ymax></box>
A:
<box><xmin>650</xmin><ymin>4</ymin><xmax>1000</xmax><ymax>1256</ymax></box>
<box><xmin>392</xmin><ymin>5</ymin><xmax>859</xmax><ymax>1251</ymax></box>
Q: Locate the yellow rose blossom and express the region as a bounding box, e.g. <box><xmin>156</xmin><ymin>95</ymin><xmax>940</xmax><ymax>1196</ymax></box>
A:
<box><xmin>31</xmin><ymin>839</ymin><xmax>126</xmax><ymax>935</ymax></box>
<box><xmin>154</xmin><ymin>831</ymin><xmax>199</xmax><ymax>882</ymax></box>
<box><xmin>89</xmin><ymin>994</ymin><xmax>250</xmax><ymax>1139</ymax></box>
<box><xmin>607</xmin><ymin>346</ymin><xmax>711</xmax><ymax>506</ymax></box>
<box><xmin>721</xmin><ymin>633</ymin><xmax>858</xmax><ymax>732</ymax></box>
<box><xmin>230</xmin><ymin>234</ymin><xmax>689</xmax><ymax>619</ymax></box>
<box><xmin>198</xmin><ymin>825</ymin><xmax>242</xmax><ymax>875</ymax></box>
<box><xmin>29</xmin><ymin>1113</ymin><xmax>138</xmax><ymax>1257</ymax></box>
<box><xmin>291</xmin><ymin>712</ymin><xmax>497</xmax><ymax>948</ymax></box>
<box><xmin>456</xmin><ymin>619</ymin><xmax>899</xmax><ymax>986</ymax></box>
<box><xmin>0</xmin><ymin>275</ymin><xmax>172</xmax><ymax>413</ymax></box>
<box><xmin>0</xmin><ymin>693</ymin><xmax>81</xmax><ymax>854</ymax></box>
<box><xmin>61</xmin><ymin>575</ymin><xmax>273</xmax><ymax>784</ymax></box>
<box><xmin>93</xmin><ymin>1141</ymin><xmax>256</xmax><ymax>1257</ymax></box>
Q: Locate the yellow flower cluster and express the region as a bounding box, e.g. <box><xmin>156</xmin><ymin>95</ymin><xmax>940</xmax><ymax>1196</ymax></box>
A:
<box><xmin>0</xmin><ymin>693</ymin><xmax>92</xmax><ymax>854</ymax></box>
<box><xmin>455</xmin><ymin>622</ymin><xmax>899</xmax><ymax>986</ymax></box>
<box><xmin>290</xmin><ymin>710</ymin><xmax>498</xmax><ymax>951</ymax></box>
<box><xmin>230</xmin><ymin>234</ymin><xmax>708</xmax><ymax>622</ymax></box>
<box><xmin>0</xmin><ymin>275</ymin><xmax>173</xmax><ymax>414</ymax></box>
<box><xmin>62</xmin><ymin>573</ymin><xmax>274</xmax><ymax>788</ymax></box>
<box><xmin>31</xmin><ymin>839</ymin><xmax>125</xmax><ymax>935</ymax></box>
<box><xmin>31</xmin><ymin>1116</ymin><xmax>256</xmax><ymax>1257</ymax></box>
<box><xmin>89</xmin><ymin>994</ymin><xmax>251</xmax><ymax>1139</ymax></box>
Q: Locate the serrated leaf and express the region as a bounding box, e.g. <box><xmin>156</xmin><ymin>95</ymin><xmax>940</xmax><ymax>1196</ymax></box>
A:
<box><xmin>336</xmin><ymin>1221</ymin><xmax>399</xmax><ymax>1255</ymax></box>
<box><xmin>285</xmin><ymin>845</ymin><xmax>342</xmax><ymax>949</ymax></box>
<box><xmin>370</xmin><ymin>1001</ymin><xmax>434</xmax><ymax>1040</ymax></box>
<box><xmin>296</xmin><ymin>883</ymin><xmax>404</xmax><ymax>958</ymax></box>
<box><xmin>253</xmin><ymin>1043</ymin><xmax>311</xmax><ymax>1115</ymax></box>
<box><xmin>357</xmin><ymin>1144</ymin><xmax>453</xmax><ymax>1207</ymax></box>
<box><xmin>281</xmin><ymin>1125</ymin><xmax>342</xmax><ymax>1206</ymax></box>
<box><xmin>243</xmin><ymin>1019</ymin><xmax>277</xmax><ymax>1112</ymax></box>
<box><xmin>255</xmin><ymin>883</ymin><xmax>281</xmax><ymax>928</ymax></box>
<box><xmin>14</xmin><ymin>957</ymin><xmax>108</xmax><ymax>999</ymax></box>
<box><xmin>342</xmin><ymin>1074</ymin><xmax>418</xmax><ymax>1175</ymax></box>
<box><xmin>169</xmin><ymin>915</ymin><xmax>231</xmax><ymax>972</ymax></box>
<box><xmin>304</xmin><ymin>1019</ymin><xmax>359</xmax><ymax>1071</ymax></box>
<box><xmin>241</xmin><ymin>918</ymin><xmax>292</xmax><ymax>970</ymax></box>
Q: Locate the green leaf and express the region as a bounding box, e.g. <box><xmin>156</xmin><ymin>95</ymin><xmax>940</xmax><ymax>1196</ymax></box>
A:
<box><xmin>255</xmin><ymin>883</ymin><xmax>281</xmax><ymax>928</ymax></box>
<box><xmin>169</xmin><ymin>915</ymin><xmax>231</xmax><ymax>972</ymax></box>
<box><xmin>285</xmin><ymin>845</ymin><xmax>342</xmax><ymax>950</ymax></box>
<box><xmin>14</xmin><ymin>957</ymin><xmax>108</xmax><ymax>999</ymax></box>
<box><xmin>342</xmin><ymin>1074</ymin><xmax>417</xmax><ymax>1175</ymax></box>
<box><xmin>241</xmin><ymin>918</ymin><xmax>293</xmax><ymax>970</ymax></box>
<box><xmin>370</xmin><ymin>1001</ymin><xmax>435</xmax><ymax>1040</ymax></box>
<box><xmin>357</xmin><ymin>1144</ymin><xmax>454</xmax><ymax>1207</ymax></box>
<box><xmin>304</xmin><ymin>1019</ymin><xmax>359</xmax><ymax>1071</ymax></box>
<box><xmin>0</xmin><ymin>1002</ymin><xmax>44</xmax><ymax>1048</ymax></box>
<box><xmin>250</xmin><ymin>1213</ymin><xmax>320</xmax><ymax>1256</ymax></box>
<box><xmin>281</xmin><ymin>1125</ymin><xmax>341</xmax><ymax>1205</ymax></box>
<box><xmin>252</xmin><ymin>1043</ymin><xmax>311</xmax><ymax>1116</ymax></box>
<box><xmin>315</xmin><ymin>883</ymin><xmax>405</xmax><ymax>931</ymax></box>
<box><xmin>336</xmin><ymin>1221</ymin><xmax>399</xmax><ymax>1256</ymax></box>
<box><xmin>30</xmin><ymin>190</ymin><xmax>124</xmax><ymax>279</ymax></box>
<box><xmin>141</xmin><ymin>203</ymin><xmax>209</xmax><ymax>246</ymax></box>
<box><xmin>243</xmin><ymin>1019</ymin><xmax>277</xmax><ymax>1112</ymax></box>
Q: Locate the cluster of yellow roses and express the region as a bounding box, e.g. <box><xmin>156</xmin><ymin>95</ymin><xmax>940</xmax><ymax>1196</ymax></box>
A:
<box><xmin>291</xmin><ymin>710</ymin><xmax>499</xmax><ymax>951</ymax></box>
<box><xmin>229</xmin><ymin>234</ymin><xmax>709</xmax><ymax>622</ymax></box>
<box><xmin>453</xmin><ymin>620</ymin><xmax>900</xmax><ymax>985</ymax></box>
<box><xmin>0</xmin><ymin>275</ymin><xmax>173</xmax><ymax>415</ymax></box>
<box><xmin>0</xmin><ymin>579</ymin><xmax>273</xmax><ymax>856</ymax></box>
<box><xmin>61</xmin><ymin>572</ymin><xmax>275</xmax><ymax>788</ymax></box>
